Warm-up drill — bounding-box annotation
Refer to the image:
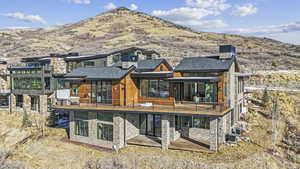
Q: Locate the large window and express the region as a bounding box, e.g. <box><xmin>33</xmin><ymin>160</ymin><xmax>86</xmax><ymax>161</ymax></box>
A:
<box><xmin>83</xmin><ymin>61</ymin><xmax>95</xmax><ymax>67</ymax></box>
<box><xmin>16</xmin><ymin>95</ymin><xmax>23</xmax><ymax>108</ymax></box>
<box><xmin>140</xmin><ymin>79</ymin><xmax>169</xmax><ymax>98</ymax></box>
<box><xmin>71</xmin><ymin>83</ymin><xmax>79</xmax><ymax>96</ymax></box>
<box><xmin>193</xmin><ymin>116</ymin><xmax>210</xmax><ymax>129</ymax></box>
<box><xmin>13</xmin><ymin>78</ymin><xmax>42</xmax><ymax>90</ymax></box>
<box><xmin>175</xmin><ymin>115</ymin><xmax>210</xmax><ymax>130</ymax></box>
<box><xmin>75</xmin><ymin>121</ymin><xmax>89</xmax><ymax>137</ymax></box>
<box><xmin>97</xmin><ymin>123</ymin><xmax>113</xmax><ymax>141</ymax></box>
<box><xmin>0</xmin><ymin>95</ymin><xmax>9</xmax><ymax>107</ymax></box>
<box><xmin>74</xmin><ymin>112</ymin><xmax>89</xmax><ymax>137</ymax></box>
<box><xmin>91</xmin><ymin>81</ymin><xmax>112</xmax><ymax>104</ymax></box>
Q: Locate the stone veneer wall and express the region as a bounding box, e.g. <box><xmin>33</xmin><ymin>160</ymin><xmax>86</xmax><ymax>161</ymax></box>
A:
<box><xmin>69</xmin><ymin>111</ymin><xmax>114</xmax><ymax>149</ymax></box>
<box><xmin>0</xmin><ymin>64</ymin><xmax>9</xmax><ymax>91</ymax></box>
<box><xmin>23</xmin><ymin>94</ymin><xmax>31</xmax><ymax>113</ymax></box>
<box><xmin>209</xmin><ymin>117</ymin><xmax>218</xmax><ymax>151</ymax></box>
<box><xmin>39</xmin><ymin>95</ymin><xmax>48</xmax><ymax>114</ymax></box>
<box><xmin>50</xmin><ymin>57</ymin><xmax>67</xmax><ymax>74</ymax></box>
<box><xmin>161</xmin><ymin>114</ymin><xmax>170</xmax><ymax>150</ymax></box>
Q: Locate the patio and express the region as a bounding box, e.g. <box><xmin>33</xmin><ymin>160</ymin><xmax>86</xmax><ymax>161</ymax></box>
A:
<box><xmin>126</xmin><ymin>135</ymin><xmax>213</xmax><ymax>153</ymax></box>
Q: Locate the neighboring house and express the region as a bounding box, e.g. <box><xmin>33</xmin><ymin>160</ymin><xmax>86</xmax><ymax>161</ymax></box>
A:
<box><xmin>0</xmin><ymin>61</ymin><xmax>10</xmax><ymax>111</ymax></box>
<box><xmin>52</xmin><ymin>45</ymin><xmax>248</xmax><ymax>152</ymax></box>
<box><xmin>1</xmin><ymin>48</ymin><xmax>158</xmax><ymax>115</ymax></box>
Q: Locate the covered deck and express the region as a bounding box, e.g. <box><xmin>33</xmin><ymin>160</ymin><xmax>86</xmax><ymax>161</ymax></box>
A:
<box><xmin>53</xmin><ymin>102</ymin><xmax>230</xmax><ymax>116</ymax></box>
<box><xmin>126</xmin><ymin>135</ymin><xmax>213</xmax><ymax>153</ymax></box>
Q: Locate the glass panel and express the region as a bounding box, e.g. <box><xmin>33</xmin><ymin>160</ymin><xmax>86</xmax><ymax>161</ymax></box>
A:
<box><xmin>75</xmin><ymin>121</ymin><xmax>89</xmax><ymax>137</ymax></box>
<box><xmin>193</xmin><ymin>116</ymin><xmax>210</xmax><ymax>129</ymax></box>
<box><xmin>159</xmin><ymin>80</ymin><xmax>169</xmax><ymax>98</ymax></box>
<box><xmin>140</xmin><ymin>114</ymin><xmax>146</xmax><ymax>135</ymax></box>
<box><xmin>13</xmin><ymin>78</ymin><xmax>42</xmax><ymax>90</ymax></box>
<box><xmin>205</xmin><ymin>83</ymin><xmax>217</xmax><ymax>103</ymax></box>
<box><xmin>140</xmin><ymin>80</ymin><xmax>149</xmax><ymax>97</ymax></box>
<box><xmin>147</xmin><ymin>114</ymin><xmax>154</xmax><ymax>136</ymax></box>
<box><xmin>154</xmin><ymin>115</ymin><xmax>161</xmax><ymax>137</ymax></box>
<box><xmin>149</xmin><ymin>80</ymin><xmax>159</xmax><ymax>97</ymax></box>
<box><xmin>97</xmin><ymin>123</ymin><xmax>113</xmax><ymax>141</ymax></box>
<box><xmin>74</xmin><ymin>112</ymin><xmax>88</xmax><ymax>120</ymax></box>
<box><xmin>0</xmin><ymin>95</ymin><xmax>9</xmax><ymax>107</ymax></box>
<box><xmin>91</xmin><ymin>81</ymin><xmax>97</xmax><ymax>103</ymax></box>
<box><xmin>97</xmin><ymin>112</ymin><xmax>113</xmax><ymax>122</ymax></box>
<box><xmin>182</xmin><ymin>116</ymin><xmax>192</xmax><ymax>128</ymax></box>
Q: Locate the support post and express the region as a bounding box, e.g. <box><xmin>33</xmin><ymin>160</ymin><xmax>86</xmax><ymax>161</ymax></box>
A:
<box><xmin>161</xmin><ymin>114</ymin><xmax>170</xmax><ymax>150</ymax></box>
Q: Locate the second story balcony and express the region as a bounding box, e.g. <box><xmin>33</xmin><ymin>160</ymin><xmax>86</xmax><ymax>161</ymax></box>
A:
<box><xmin>53</xmin><ymin>97</ymin><xmax>230</xmax><ymax>116</ymax></box>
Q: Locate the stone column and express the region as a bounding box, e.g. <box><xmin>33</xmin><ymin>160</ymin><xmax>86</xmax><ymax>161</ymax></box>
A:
<box><xmin>10</xmin><ymin>94</ymin><xmax>16</xmax><ymax>113</ymax></box>
<box><xmin>39</xmin><ymin>95</ymin><xmax>48</xmax><ymax>114</ymax></box>
<box><xmin>161</xmin><ymin>114</ymin><xmax>170</xmax><ymax>150</ymax></box>
<box><xmin>23</xmin><ymin>94</ymin><xmax>31</xmax><ymax>113</ymax></box>
<box><xmin>209</xmin><ymin>117</ymin><xmax>218</xmax><ymax>151</ymax></box>
<box><xmin>169</xmin><ymin>114</ymin><xmax>177</xmax><ymax>142</ymax></box>
<box><xmin>217</xmin><ymin>116</ymin><xmax>225</xmax><ymax>144</ymax></box>
<box><xmin>113</xmin><ymin>113</ymin><xmax>125</xmax><ymax>150</ymax></box>
<box><xmin>69</xmin><ymin>111</ymin><xmax>75</xmax><ymax>140</ymax></box>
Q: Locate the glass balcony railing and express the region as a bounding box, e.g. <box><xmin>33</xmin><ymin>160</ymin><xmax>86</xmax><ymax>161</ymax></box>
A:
<box><xmin>54</xmin><ymin>98</ymin><xmax>229</xmax><ymax>114</ymax></box>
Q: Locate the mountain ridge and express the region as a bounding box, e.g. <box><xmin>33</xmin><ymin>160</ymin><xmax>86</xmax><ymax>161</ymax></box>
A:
<box><xmin>0</xmin><ymin>7</ymin><xmax>299</xmax><ymax>71</ymax></box>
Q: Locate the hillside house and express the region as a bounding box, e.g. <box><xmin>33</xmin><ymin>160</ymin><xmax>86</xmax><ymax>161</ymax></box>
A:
<box><xmin>52</xmin><ymin>45</ymin><xmax>248</xmax><ymax>151</ymax></box>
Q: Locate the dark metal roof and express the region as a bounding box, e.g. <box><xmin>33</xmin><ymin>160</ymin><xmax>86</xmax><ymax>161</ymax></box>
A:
<box><xmin>167</xmin><ymin>77</ymin><xmax>220</xmax><ymax>82</ymax></box>
<box><xmin>174</xmin><ymin>56</ymin><xmax>235</xmax><ymax>72</ymax></box>
<box><xmin>131</xmin><ymin>71</ymin><xmax>173</xmax><ymax>78</ymax></box>
<box><xmin>65</xmin><ymin>66</ymin><xmax>134</xmax><ymax>80</ymax></box>
<box><xmin>136</xmin><ymin>59</ymin><xmax>172</xmax><ymax>71</ymax></box>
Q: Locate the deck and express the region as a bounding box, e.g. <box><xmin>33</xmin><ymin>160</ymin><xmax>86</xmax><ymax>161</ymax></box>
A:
<box><xmin>53</xmin><ymin>103</ymin><xmax>231</xmax><ymax>116</ymax></box>
<box><xmin>126</xmin><ymin>135</ymin><xmax>213</xmax><ymax>153</ymax></box>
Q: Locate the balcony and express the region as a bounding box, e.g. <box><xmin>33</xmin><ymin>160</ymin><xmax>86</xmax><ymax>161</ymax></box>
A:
<box><xmin>53</xmin><ymin>98</ymin><xmax>231</xmax><ymax>116</ymax></box>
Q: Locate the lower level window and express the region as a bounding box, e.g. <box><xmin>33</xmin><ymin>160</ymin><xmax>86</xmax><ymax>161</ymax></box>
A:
<box><xmin>75</xmin><ymin>120</ymin><xmax>89</xmax><ymax>137</ymax></box>
<box><xmin>97</xmin><ymin>123</ymin><xmax>113</xmax><ymax>141</ymax></box>
<box><xmin>193</xmin><ymin>116</ymin><xmax>210</xmax><ymax>129</ymax></box>
<box><xmin>0</xmin><ymin>95</ymin><xmax>9</xmax><ymax>107</ymax></box>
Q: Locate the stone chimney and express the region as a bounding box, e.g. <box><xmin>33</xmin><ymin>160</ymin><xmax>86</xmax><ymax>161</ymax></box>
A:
<box><xmin>219</xmin><ymin>45</ymin><xmax>236</xmax><ymax>59</ymax></box>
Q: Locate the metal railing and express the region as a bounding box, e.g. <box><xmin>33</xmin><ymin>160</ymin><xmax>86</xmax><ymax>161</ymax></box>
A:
<box><xmin>54</xmin><ymin>98</ymin><xmax>228</xmax><ymax>113</ymax></box>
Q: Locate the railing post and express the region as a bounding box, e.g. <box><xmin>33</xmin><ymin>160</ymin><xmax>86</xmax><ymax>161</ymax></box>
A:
<box><xmin>196</xmin><ymin>103</ymin><xmax>197</xmax><ymax>112</ymax></box>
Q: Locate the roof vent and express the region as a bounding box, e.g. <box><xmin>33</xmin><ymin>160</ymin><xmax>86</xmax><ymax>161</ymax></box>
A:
<box><xmin>219</xmin><ymin>45</ymin><xmax>236</xmax><ymax>59</ymax></box>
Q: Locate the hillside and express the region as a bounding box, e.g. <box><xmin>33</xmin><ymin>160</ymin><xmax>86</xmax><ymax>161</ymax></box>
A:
<box><xmin>0</xmin><ymin>7</ymin><xmax>300</xmax><ymax>71</ymax></box>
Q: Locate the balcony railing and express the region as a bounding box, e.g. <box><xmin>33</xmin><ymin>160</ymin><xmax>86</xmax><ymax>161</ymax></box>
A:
<box><xmin>54</xmin><ymin>98</ymin><xmax>229</xmax><ymax>114</ymax></box>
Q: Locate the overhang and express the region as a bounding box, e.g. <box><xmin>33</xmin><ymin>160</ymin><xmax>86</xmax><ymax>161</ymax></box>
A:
<box><xmin>167</xmin><ymin>77</ymin><xmax>220</xmax><ymax>82</ymax></box>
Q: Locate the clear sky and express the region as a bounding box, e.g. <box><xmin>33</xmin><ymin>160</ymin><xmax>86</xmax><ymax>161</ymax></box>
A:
<box><xmin>1</xmin><ymin>0</ymin><xmax>300</xmax><ymax>45</ymax></box>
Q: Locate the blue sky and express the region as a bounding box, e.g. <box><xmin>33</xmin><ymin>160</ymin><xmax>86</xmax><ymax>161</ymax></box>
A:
<box><xmin>1</xmin><ymin>0</ymin><xmax>300</xmax><ymax>45</ymax></box>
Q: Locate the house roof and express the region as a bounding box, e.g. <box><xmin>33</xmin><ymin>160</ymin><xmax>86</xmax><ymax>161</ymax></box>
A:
<box><xmin>174</xmin><ymin>56</ymin><xmax>236</xmax><ymax>72</ymax></box>
<box><xmin>65</xmin><ymin>66</ymin><xmax>134</xmax><ymax>80</ymax></box>
<box><xmin>136</xmin><ymin>59</ymin><xmax>172</xmax><ymax>71</ymax></box>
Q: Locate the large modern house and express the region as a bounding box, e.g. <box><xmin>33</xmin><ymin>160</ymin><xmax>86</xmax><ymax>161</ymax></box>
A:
<box><xmin>0</xmin><ymin>45</ymin><xmax>248</xmax><ymax>152</ymax></box>
<box><xmin>51</xmin><ymin>45</ymin><xmax>247</xmax><ymax>152</ymax></box>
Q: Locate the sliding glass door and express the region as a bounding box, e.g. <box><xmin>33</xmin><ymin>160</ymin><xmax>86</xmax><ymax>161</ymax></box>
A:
<box><xmin>140</xmin><ymin>114</ymin><xmax>161</xmax><ymax>137</ymax></box>
<box><xmin>91</xmin><ymin>81</ymin><xmax>112</xmax><ymax>104</ymax></box>
<box><xmin>173</xmin><ymin>82</ymin><xmax>217</xmax><ymax>103</ymax></box>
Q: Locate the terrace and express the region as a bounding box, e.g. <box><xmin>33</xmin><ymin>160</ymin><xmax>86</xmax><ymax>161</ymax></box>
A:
<box><xmin>53</xmin><ymin>99</ymin><xmax>230</xmax><ymax>116</ymax></box>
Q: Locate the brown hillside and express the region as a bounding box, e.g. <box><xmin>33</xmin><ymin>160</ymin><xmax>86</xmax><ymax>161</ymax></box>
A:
<box><xmin>0</xmin><ymin>7</ymin><xmax>299</xmax><ymax>71</ymax></box>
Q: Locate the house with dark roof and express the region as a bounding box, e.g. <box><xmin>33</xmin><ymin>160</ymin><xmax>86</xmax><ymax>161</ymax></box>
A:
<box><xmin>4</xmin><ymin>47</ymin><xmax>159</xmax><ymax>115</ymax></box>
<box><xmin>51</xmin><ymin>45</ymin><xmax>248</xmax><ymax>152</ymax></box>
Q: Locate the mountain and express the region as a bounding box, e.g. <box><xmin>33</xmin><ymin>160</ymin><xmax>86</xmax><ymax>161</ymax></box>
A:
<box><xmin>0</xmin><ymin>7</ymin><xmax>299</xmax><ymax>71</ymax></box>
